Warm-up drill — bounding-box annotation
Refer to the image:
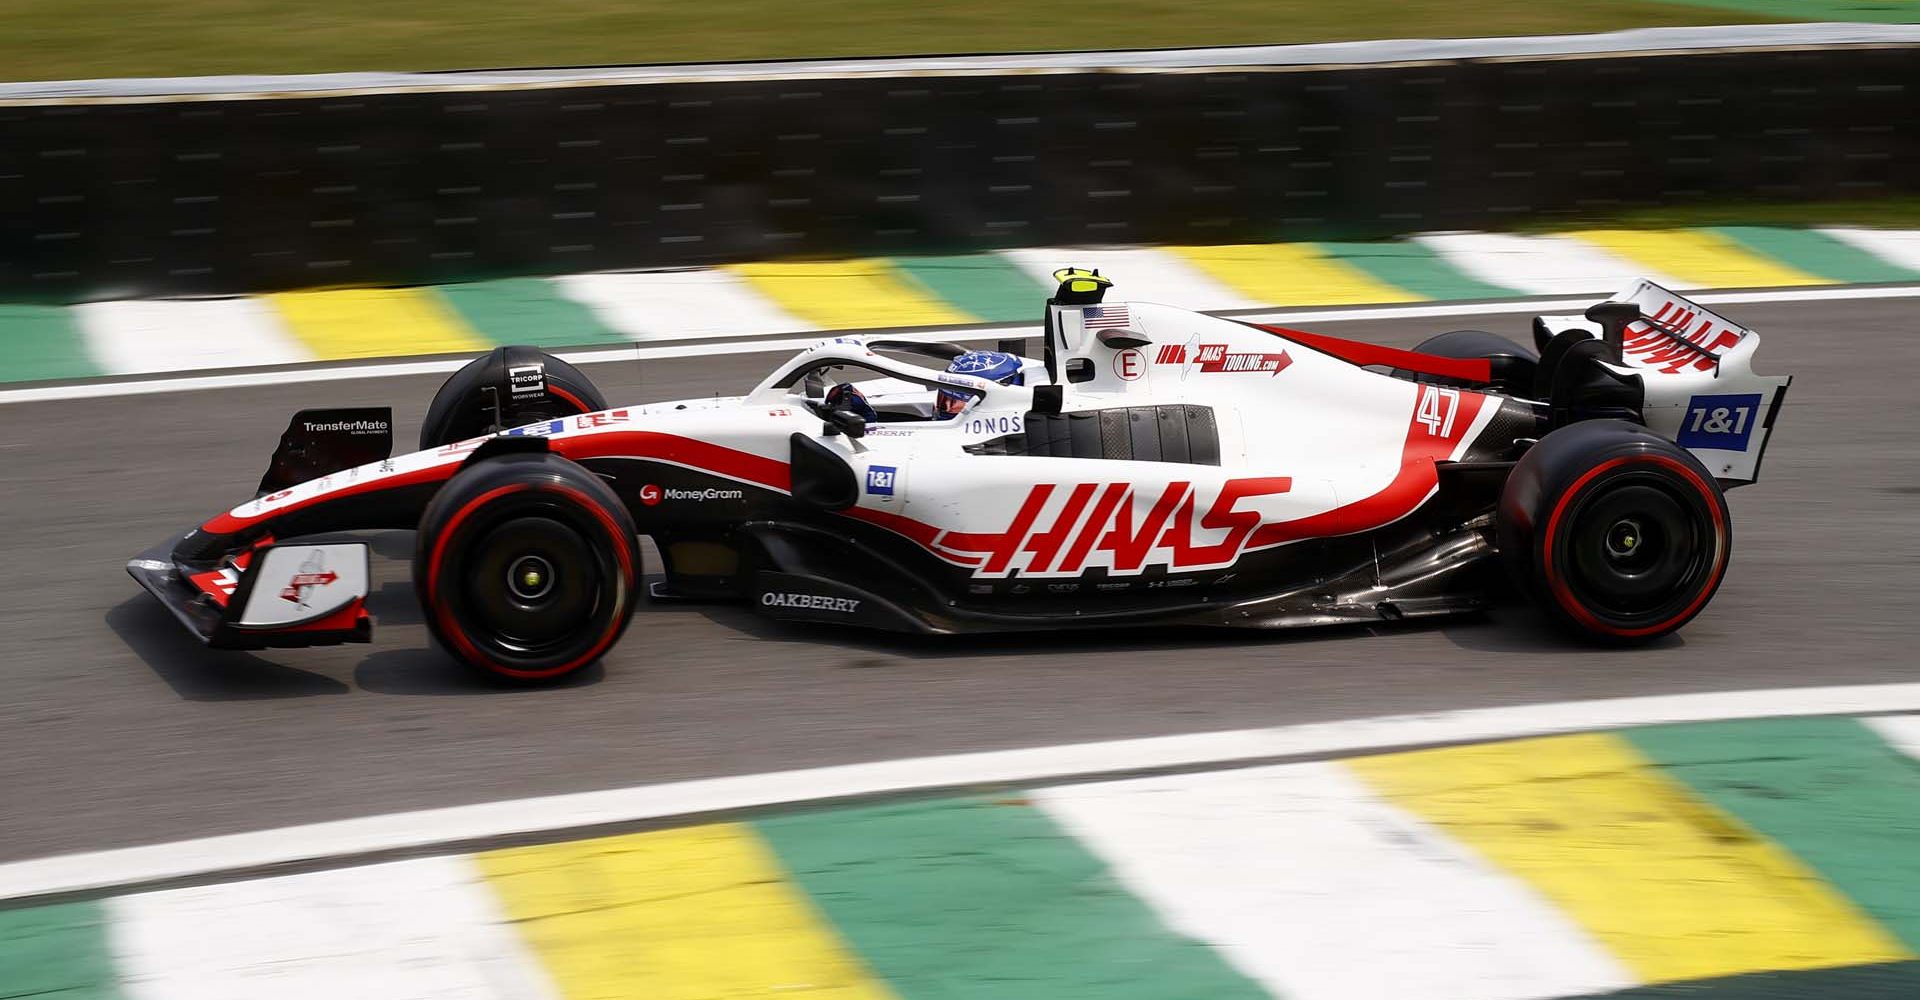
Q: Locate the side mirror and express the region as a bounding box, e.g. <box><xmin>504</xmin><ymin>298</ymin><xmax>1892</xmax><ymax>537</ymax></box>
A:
<box><xmin>1095</xmin><ymin>328</ymin><xmax>1150</xmax><ymax>350</ymax></box>
<box><xmin>822</xmin><ymin>409</ymin><xmax>867</xmax><ymax>438</ymax></box>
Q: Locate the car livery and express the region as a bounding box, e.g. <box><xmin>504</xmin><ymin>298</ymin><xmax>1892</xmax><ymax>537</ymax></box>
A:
<box><xmin>128</xmin><ymin>270</ymin><xmax>1791</xmax><ymax>682</ymax></box>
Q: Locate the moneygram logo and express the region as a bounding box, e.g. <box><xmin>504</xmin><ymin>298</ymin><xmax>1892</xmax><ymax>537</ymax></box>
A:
<box><xmin>669</xmin><ymin>487</ymin><xmax>745</xmax><ymax>501</ymax></box>
<box><xmin>640</xmin><ymin>484</ymin><xmax>744</xmax><ymax>506</ymax></box>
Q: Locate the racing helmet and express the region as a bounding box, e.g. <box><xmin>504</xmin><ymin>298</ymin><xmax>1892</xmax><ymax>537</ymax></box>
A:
<box><xmin>936</xmin><ymin>350</ymin><xmax>1023</xmax><ymax>419</ymax></box>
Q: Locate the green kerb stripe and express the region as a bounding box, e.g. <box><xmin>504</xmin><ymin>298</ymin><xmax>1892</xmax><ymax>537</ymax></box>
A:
<box><xmin>1625</xmin><ymin>717</ymin><xmax>1920</xmax><ymax>951</ymax></box>
<box><xmin>1712</xmin><ymin>227</ymin><xmax>1920</xmax><ymax>284</ymax></box>
<box><xmin>1313</xmin><ymin>240</ymin><xmax>1519</xmax><ymax>301</ymax></box>
<box><xmin>432</xmin><ymin>278</ymin><xmax>628</xmax><ymax>347</ymax></box>
<box><xmin>0</xmin><ymin>900</ymin><xmax>125</xmax><ymax>999</ymax></box>
<box><xmin>0</xmin><ymin>304</ymin><xmax>102</xmax><ymax>383</ymax></box>
<box><xmin>891</xmin><ymin>254</ymin><xmax>1048</xmax><ymax>323</ymax></box>
<box><xmin>756</xmin><ymin>796</ymin><xmax>1270</xmax><ymax>1000</ymax></box>
<box><xmin>1562</xmin><ymin>959</ymin><xmax>1920</xmax><ymax>999</ymax></box>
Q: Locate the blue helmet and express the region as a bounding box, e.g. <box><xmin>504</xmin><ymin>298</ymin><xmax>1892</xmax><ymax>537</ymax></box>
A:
<box><xmin>936</xmin><ymin>351</ymin><xmax>1023</xmax><ymax>418</ymax></box>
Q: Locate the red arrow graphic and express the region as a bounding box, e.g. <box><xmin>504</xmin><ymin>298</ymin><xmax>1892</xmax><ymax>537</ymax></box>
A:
<box><xmin>280</xmin><ymin>571</ymin><xmax>338</xmax><ymax>603</ymax></box>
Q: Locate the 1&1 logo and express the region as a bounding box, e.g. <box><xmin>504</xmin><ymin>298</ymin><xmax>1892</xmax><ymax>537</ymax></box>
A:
<box><xmin>1676</xmin><ymin>393</ymin><xmax>1763</xmax><ymax>451</ymax></box>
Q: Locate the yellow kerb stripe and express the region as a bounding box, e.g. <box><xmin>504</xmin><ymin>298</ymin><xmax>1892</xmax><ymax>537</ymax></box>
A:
<box><xmin>267</xmin><ymin>287</ymin><xmax>489</xmax><ymax>360</ymax></box>
<box><xmin>1568</xmin><ymin>229</ymin><xmax>1827</xmax><ymax>289</ymax></box>
<box><xmin>1170</xmin><ymin>243</ymin><xmax>1422</xmax><ymax>306</ymax></box>
<box><xmin>1349</xmin><ymin>732</ymin><xmax>1906</xmax><ymax>984</ymax></box>
<box><xmin>732</xmin><ymin>259</ymin><xmax>975</xmax><ymax>330</ymax></box>
<box><xmin>476</xmin><ymin>823</ymin><xmax>895</xmax><ymax>1000</ymax></box>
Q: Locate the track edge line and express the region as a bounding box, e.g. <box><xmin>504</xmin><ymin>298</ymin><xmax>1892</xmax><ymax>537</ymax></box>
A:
<box><xmin>4</xmin><ymin>680</ymin><xmax>1919</xmax><ymax>906</ymax></box>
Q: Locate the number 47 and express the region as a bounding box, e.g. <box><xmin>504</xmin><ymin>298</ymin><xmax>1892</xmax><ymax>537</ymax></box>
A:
<box><xmin>1416</xmin><ymin>386</ymin><xmax>1459</xmax><ymax>437</ymax></box>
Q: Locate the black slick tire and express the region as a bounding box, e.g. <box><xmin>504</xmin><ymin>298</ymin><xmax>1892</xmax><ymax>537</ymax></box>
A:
<box><xmin>1498</xmin><ymin>420</ymin><xmax>1730</xmax><ymax>643</ymax></box>
<box><xmin>414</xmin><ymin>452</ymin><xmax>640</xmax><ymax>683</ymax></box>
<box><xmin>1396</xmin><ymin>330</ymin><xmax>1539</xmax><ymax>392</ymax></box>
<box><xmin>419</xmin><ymin>346</ymin><xmax>609</xmax><ymax>450</ymax></box>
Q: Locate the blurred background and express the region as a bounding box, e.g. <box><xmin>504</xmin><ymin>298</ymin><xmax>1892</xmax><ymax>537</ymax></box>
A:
<box><xmin>1</xmin><ymin>0</ymin><xmax>1869</xmax><ymax>80</ymax></box>
<box><xmin>4</xmin><ymin>0</ymin><xmax>1918</xmax><ymax>308</ymax></box>
<box><xmin>5</xmin><ymin>3</ymin><xmax>1920</xmax><ymax>999</ymax></box>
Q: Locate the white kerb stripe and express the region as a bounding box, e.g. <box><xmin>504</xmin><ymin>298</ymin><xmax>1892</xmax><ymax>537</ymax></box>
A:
<box><xmin>554</xmin><ymin>270</ymin><xmax>816</xmax><ymax>342</ymax></box>
<box><xmin>1001</xmin><ymin>247</ymin><xmax>1266</xmax><ymax>311</ymax></box>
<box><xmin>11</xmin><ymin>681</ymin><xmax>1920</xmax><ymax>901</ymax></box>
<box><xmin>1416</xmin><ymin>233</ymin><xmax>1688</xmax><ymax>296</ymax></box>
<box><xmin>1818</xmin><ymin>228</ymin><xmax>1920</xmax><ymax>274</ymax></box>
<box><xmin>108</xmin><ymin>855</ymin><xmax>558</xmax><ymax>1000</ymax></box>
<box><xmin>1863</xmin><ymin>714</ymin><xmax>1920</xmax><ymax>760</ymax></box>
<box><xmin>1037</xmin><ymin>763</ymin><xmax>1632</xmax><ymax>1000</ymax></box>
<box><xmin>75</xmin><ymin>298</ymin><xmax>313</xmax><ymax>375</ymax></box>
<box><xmin>12</xmin><ymin>283</ymin><xmax>1920</xmax><ymax>407</ymax></box>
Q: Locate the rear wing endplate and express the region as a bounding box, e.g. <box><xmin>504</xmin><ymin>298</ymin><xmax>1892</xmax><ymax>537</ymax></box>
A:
<box><xmin>1536</xmin><ymin>280</ymin><xmax>1792</xmax><ymax>485</ymax></box>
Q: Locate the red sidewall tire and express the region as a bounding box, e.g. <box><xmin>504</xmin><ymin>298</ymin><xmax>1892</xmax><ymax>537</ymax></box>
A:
<box><xmin>1499</xmin><ymin>420</ymin><xmax>1731</xmax><ymax>643</ymax></box>
<box><xmin>414</xmin><ymin>453</ymin><xmax>639</xmax><ymax>683</ymax></box>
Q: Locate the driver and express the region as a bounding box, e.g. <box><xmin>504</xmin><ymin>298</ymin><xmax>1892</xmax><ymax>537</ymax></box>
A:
<box><xmin>822</xmin><ymin>350</ymin><xmax>1025</xmax><ymax>423</ymax></box>
<box><xmin>935</xmin><ymin>350</ymin><xmax>1023</xmax><ymax>419</ymax></box>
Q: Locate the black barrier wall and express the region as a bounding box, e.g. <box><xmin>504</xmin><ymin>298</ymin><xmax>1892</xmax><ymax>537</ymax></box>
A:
<box><xmin>2</xmin><ymin>45</ymin><xmax>1916</xmax><ymax>301</ymax></box>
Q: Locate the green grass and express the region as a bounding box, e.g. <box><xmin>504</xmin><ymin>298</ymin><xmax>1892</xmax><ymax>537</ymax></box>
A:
<box><xmin>0</xmin><ymin>0</ymin><xmax>1792</xmax><ymax>82</ymax></box>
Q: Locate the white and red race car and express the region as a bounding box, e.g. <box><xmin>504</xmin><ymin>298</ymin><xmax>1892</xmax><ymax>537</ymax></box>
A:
<box><xmin>129</xmin><ymin>269</ymin><xmax>1790</xmax><ymax>683</ymax></box>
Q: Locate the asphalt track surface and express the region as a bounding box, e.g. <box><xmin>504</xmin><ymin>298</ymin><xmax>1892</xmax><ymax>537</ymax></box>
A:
<box><xmin>1</xmin><ymin>296</ymin><xmax>1914</xmax><ymax>864</ymax></box>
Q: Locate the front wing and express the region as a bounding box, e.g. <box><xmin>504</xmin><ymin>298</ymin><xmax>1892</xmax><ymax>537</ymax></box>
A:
<box><xmin>127</xmin><ymin>532</ymin><xmax>372</xmax><ymax>649</ymax></box>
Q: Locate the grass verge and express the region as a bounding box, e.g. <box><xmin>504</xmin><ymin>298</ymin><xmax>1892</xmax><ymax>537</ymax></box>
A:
<box><xmin>0</xmin><ymin>0</ymin><xmax>1789</xmax><ymax>82</ymax></box>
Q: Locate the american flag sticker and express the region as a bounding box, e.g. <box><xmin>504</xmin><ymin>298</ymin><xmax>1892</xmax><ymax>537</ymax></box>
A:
<box><xmin>1083</xmin><ymin>305</ymin><xmax>1131</xmax><ymax>330</ymax></box>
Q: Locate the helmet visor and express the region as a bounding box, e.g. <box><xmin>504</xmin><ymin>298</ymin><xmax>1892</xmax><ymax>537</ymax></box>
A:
<box><xmin>935</xmin><ymin>389</ymin><xmax>972</xmax><ymax>417</ymax></box>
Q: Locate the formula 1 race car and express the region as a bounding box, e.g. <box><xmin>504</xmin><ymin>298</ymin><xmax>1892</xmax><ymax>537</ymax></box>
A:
<box><xmin>128</xmin><ymin>269</ymin><xmax>1791</xmax><ymax>683</ymax></box>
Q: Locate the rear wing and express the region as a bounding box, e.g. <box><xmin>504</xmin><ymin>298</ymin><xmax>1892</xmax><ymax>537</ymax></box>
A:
<box><xmin>1536</xmin><ymin>280</ymin><xmax>1791</xmax><ymax>485</ymax></box>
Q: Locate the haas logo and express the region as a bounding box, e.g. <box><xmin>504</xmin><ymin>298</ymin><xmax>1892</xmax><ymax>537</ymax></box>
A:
<box><xmin>933</xmin><ymin>477</ymin><xmax>1294</xmax><ymax>579</ymax></box>
<box><xmin>1623</xmin><ymin>301</ymin><xmax>1745</xmax><ymax>374</ymax></box>
<box><xmin>278</xmin><ymin>551</ymin><xmax>338</xmax><ymax>606</ymax></box>
<box><xmin>922</xmin><ymin>386</ymin><xmax>1486</xmax><ymax>579</ymax></box>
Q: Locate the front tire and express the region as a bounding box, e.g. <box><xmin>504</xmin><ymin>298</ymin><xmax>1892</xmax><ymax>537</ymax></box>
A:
<box><xmin>1498</xmin><ymin>420</ymin><xmax>1730</xmax><ymax>643</ymax></box>
<box><xmin>419</xmin><ymin>346</ymin><xmax>609</xmax><ymax>450</ymax></box>
<box><xmin>414</xmin><ymin>452</ymin><xmax>640</xmax><ymax>683</ymax></box>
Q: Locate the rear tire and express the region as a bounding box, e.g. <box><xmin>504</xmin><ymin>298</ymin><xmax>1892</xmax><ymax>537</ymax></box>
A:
<box><xmin>419</xmin><ymin>346</ymin><xmax>608</xmax><ymax>450</ymax></box>
<box><xmin>414</xmin><ymin>452</ymin><xmax>639</xmax><ymax>683</ymax></box>
<box><xmin>1398</xmin><ymin>330</ymin><xmax>1538</xmax><ymax>393</ymax></box>
<box><xmin>1498</xmin><ymin>420</ymin><xmax>1730</xmax><ymax>643</ymax></box>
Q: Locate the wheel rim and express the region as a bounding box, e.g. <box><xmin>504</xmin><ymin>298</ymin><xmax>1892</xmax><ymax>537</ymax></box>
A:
<box><xmin>507</xmin><ymin>554</ymin><xmax>556</xmax><ymax>601</ymax></box>
<box><xmin>1560</xmin><ymin>473</ymin><xmax>1714</xmax><ymax>624</ymax></box>
<box><xmin>462</xmin><ymin>515</ymin><xmax>601</xmax><ymax>653</ymax></box>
